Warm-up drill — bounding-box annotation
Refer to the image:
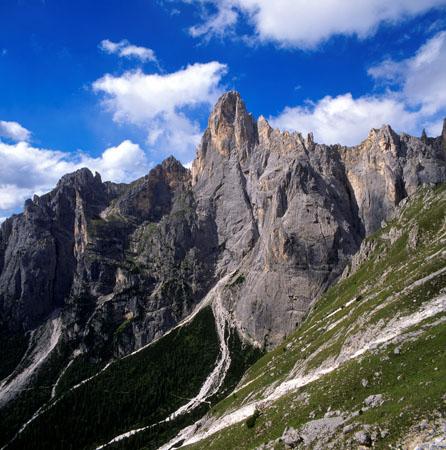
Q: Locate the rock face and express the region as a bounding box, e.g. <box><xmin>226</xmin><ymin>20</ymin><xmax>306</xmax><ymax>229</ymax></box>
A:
<box><xmin>0</xmin><ymin>91</ymin><xmax>445</xmax><ymax>360</ymax></box>
<box><xmin>0</xmin><ymin>169</ymin><xmax>110</xmax><ymax>331</ymax></box>
<box><xmin>192</xmin><ymin>92</ymin><xmax>445</xmax><ymax>345</ymax></box>
<box><xmin>0</xmin><ymin>157</ymin><xmax>216</xmax><ymax>358</ymax></box>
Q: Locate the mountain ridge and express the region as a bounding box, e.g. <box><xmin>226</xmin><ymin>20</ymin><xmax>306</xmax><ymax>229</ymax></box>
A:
<box><xmin>0</xmin><ymin>91</ymin><xmax>445</xmax><ymax>449</ymax></box>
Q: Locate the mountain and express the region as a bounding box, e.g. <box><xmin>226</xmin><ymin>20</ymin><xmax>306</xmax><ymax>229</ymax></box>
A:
<box><xmin>0</xmin><ymin>91</ymin><xmax>445</xmax><ymax>449</ymax></box>
<box><xmin>163</xmin><ymin>182</ymin><xmax>446</xmax><ymax>450</ymax></box>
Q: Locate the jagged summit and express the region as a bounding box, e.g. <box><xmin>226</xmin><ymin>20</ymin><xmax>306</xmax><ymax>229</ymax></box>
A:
<box><xmin>207</xmin><ymin>92</ymin><xmax>446</xmax><ymax>157</ymax></box>
<box><xmin>204</xmin><ymin>90</ymin><xmax>257</xmax><ymax>158</ymax></box>
<box><xmin>56</xmin><ymin>166</ymin><xmax>102</xmax><ymax>188</ymax></box>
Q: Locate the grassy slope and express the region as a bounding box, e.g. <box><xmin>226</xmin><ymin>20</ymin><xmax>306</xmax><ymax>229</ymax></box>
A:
<box><xmin>5</xmin><ymin>305</ymin><xmax>261</xmax><ymax>450</ymax></box>
<box><xmin>7</xmin><ymin>307</ymin><xmax>220</xmax><ymax>450</ymax></box>
<box><xmin>186</xmin><ymin>184</ymin><xmax>446</xmax><ymax>449</ymax></box>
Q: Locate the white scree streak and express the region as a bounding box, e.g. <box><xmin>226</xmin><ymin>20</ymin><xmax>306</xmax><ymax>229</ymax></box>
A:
<box><xmin>96</xmin><ymin>274</ymin><xmax>234</xmax><ymax>450</ymax></box>
<box><xmin>160</xmin><ymin>294</ymin><xmax>446</xmax><ymax>449</ymax></box>
<box><xmin>0</xmin><ymin>313</ymin><xmax>62</xmax><ymax>408</ymax></box>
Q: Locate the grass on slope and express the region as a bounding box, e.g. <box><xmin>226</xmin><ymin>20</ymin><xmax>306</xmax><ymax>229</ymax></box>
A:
<box><xmin>8</xmin><ymin>307</ymin><xmax>220</xmax><ymax>450</ymax></box>
<box><xmin>189</xmin><ymin>318</ymin><xmax>445</xmax><ymax>449</ymax></box>
<box><xmin>186</xmin><ymin>184</ymin><xmax>446</xmax><ymax>449</ymax></box>
<box><xmin>7</xmin><ymin>306</ymin><xmax>262</xmax><ymax>450</ymax></box>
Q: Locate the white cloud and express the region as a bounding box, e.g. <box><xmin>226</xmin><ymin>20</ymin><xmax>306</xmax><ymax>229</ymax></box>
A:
<box><xmin>271</xmin><ymin>31</ymin><xmax>446</xmax><ymax>145</ymax></box>
<box><xmin>184</xmin><ymin>0</ymin><xmax>446</xmax><ymax>48</ymax></box>
<box><xmin>92</xmin><ymin>61</ymin><xmax>227</xmax><ymax>157</ymax></box>
<box><xmin>270</xmin><ymin>94</ymin><xmax>419</xmax><ymax>146</ymax></box>
<box><xmin>99</xmin><ymin>39</ymin><xmax>157</xmax><ymax>63</ymax></box>
<box><xmin>82</xmin><ymin>140</ymin><xmax>150</xmax><ymax>182</ymax></box>
<box><xmin>189</xmin><ymin>3</ymin><xmax>238</xmax><ymax>38</ymax></box>
<box><xmin>369</xmin><ymin>30</ymin><xmax>446</xmax><ymax>116</ymax></box>
<box><xmin>0</xmin><ymin>139</ymin><xmax>150</xmax><ymax>213</ymax></box>
<box><xmin>0</xmin><ymin>120</ymin><xmax>31</xmax><ymax>142</ymax></box>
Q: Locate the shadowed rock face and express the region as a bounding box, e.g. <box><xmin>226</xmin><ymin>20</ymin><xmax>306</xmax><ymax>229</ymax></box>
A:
<box><xmin>0</xmin><ymin>168</ymin><xmax>110</xmax><ymax>331</ymax></box>
<box><xmin>0</xmin><ymin>157</ymin><xmax>217</xmax><ymax>357</ymax></box>
<box><xmin>0</xmin><ymin>91</ymin><xmax>445</xmax><ymax>353</ymax></box>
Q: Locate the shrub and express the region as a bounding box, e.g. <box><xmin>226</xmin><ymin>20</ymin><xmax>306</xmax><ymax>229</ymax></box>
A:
<box><xmin>246</xmin><ymin>408</ymin><xmax>261</xmax><ymax>428</ymax></box>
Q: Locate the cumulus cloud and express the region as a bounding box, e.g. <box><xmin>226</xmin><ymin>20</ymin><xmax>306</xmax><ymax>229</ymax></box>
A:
<box><xmin>369</xmin><ymin>30</ymin><xmax>446</xmax><ymax>116</ymax></box>
<box><xmin>270</xmin><ymin>94</ymin><xmax>419</xmax><ymax>146</ymax></box>
<box><xmin>92</xmin><ymin>61</ymin><xmax>227</xmax><ymax>157</ymax></box>
<box><xmin>99</xmin><ymin>39</ymin><xmax>157</xmax><ymax>62</ymax></box>
<box><xmin>0</xmin><ymin>139</ymin><xmax>150</xmax><ymax>214</ymax></box>
<box><xmin>271</xmin><ymin>31</ymin><xmax>446</xmax><ymax>145</ymax></box>
<box><xmin>0</xmin><ymin>120</ymin><xmax>31</xmax><ymax>142</ymax></box>
<box><xmin>183</xmin><ymin>0</ymin><xmax>446</xmax><ymax>48</ymax></box>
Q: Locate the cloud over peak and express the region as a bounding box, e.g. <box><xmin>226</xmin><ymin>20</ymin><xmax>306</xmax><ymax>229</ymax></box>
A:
<box><xmin>92</xmin><ymin>61</ymin><xmax>227</xmax><ymax>157</ymax></box>
<box><xmin>271</xmin><ymin>31</ymin><xmax>446</xmax><ymax>144</ymax></box>
<box><xmin>0</xmin><ymin>139</ymin><xmax>150</xmax><ymax>214</ymax></box>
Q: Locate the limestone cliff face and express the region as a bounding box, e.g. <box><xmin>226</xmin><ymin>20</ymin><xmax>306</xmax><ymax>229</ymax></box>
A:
<box><xmin>191</xmin><ymin>92</ymin><xmax>445</xmax><ymax>346</ymax></box>
<box><xmin>0</xmin><ymin>92</ymin><xmax>445</xmax><ymax>356</ymax></box>
<box><xmin>0</xmin><ymin>169</ymin><xmax>110</xmax><ymax>331</ymax></box>
<box><xmin>339</xmin><ymin>124</ymin><xmax>446</xmax><ymax>234</ymax></box>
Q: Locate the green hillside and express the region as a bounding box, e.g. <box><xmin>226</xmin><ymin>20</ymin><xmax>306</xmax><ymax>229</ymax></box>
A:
<box><xmin>177</xmin><ymin>184</ymin><xmax>446</xmax><ymax>450</ymax></box>
<box><xmin>4</xmin><ymin>306</ymin><xmax>261</xmax><ymax>450</ymax></box>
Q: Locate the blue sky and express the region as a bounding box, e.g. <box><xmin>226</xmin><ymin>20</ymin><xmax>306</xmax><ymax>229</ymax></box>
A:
<box><xmin>1</xmin><ymin>0</ymin><xmax>446</xmax><ymax>219</ymax></box>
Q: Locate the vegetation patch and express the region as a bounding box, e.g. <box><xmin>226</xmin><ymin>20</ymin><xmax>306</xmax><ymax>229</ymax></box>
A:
<box><xmin>7</xmin><ymin>307</ymin><xmax>229</xmax><ymax>450</ymax></box>
<box><xmin>245</xmin><ymin>408</ymin><xmax>261</xmax><ymax>429</ymax></box>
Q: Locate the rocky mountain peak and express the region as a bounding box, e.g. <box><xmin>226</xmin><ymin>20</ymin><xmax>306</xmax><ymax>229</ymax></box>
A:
<box><xmin>359</xmin><ymin>124</ymin><xmax>400</xmax><ymax>159</ymax></box>
<box><xmin>257</xmin><ymin>115</ymin><xmax>273</xmax><ymax>144</ymax></box>
<box><xmin>56</xmin><ymin>167</ymin><xmax>102</xmax><ymax>190</ymax></box>
<box><xmin>101</xmin><ymin>156</ymin><xmax>191</xmax><ymax>224</ymax></box>
<box><xmin>210</xmin><ymin>90</ymin><xmax>243</xmax><ymax>124</ymax></box>
<box><xmin>161</xmin><ymin>155</ymin><xmax>186</xmax><ymax>171</ymax></box>
<box><xmin>1</xmin><ymin>91</ymin><xmax>446</xmax><ymax>450</ymax></box>
<box><xmin>151</xmin><ymin>155</ymin><xmax>191</xmax><ymax>191</ymax></box>
<box><xmin>159</xmin><ymin>155</ymin><xmax>190</xmax><ymax>183</ymax></box>
<box><xmin>205</xmin><ymin>90</ymin><xmax>257</xmax><ymax>158</ymax></box>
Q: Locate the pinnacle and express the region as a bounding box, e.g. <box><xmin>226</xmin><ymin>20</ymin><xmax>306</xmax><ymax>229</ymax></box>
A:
<box><xmin>211</xmin><ymin>90</ymin><xmax>249</xmax><ymax>119</ymax></box>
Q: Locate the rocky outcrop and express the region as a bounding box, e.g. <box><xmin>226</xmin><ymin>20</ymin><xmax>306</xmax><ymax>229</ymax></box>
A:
<box><xmin>339</xmin><ymin>125</ymin><xmax>446</xmax><ymax>234</ymax></box>
<box><xmin>0</xmin><ymin>168</ymin><xmax>110</xmax><ymax>331</ymax></box>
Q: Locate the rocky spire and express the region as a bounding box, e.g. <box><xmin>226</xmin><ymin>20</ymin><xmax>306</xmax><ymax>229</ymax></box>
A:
<box><xmin>421</xmin><ymin>128</ymin><xmax>428</xmax><ymax>143</ymax></box>
<box><xmin>257</xmin><ymin>115</ymin><xmax>272</xmax><ymax>145</ymax></box>
<box><xmin>306</xmin><ymin>132</ymin><xmax>314</xmax><ymax>148</ymax></box>
<box><xmin>205</xmin><ymin>90</ymin><xmax>257</xmax><ymax>158</ymax></box>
